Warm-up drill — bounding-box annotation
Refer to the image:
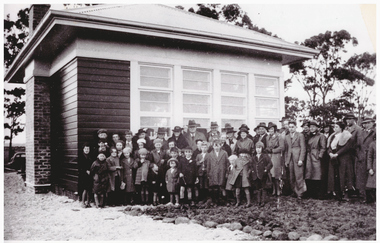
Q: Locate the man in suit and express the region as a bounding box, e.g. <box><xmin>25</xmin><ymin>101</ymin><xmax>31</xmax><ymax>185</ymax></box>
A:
<box><xmin>252</xmin><ymin>122</ymin><xmax>268</xmax><ymax>153</ymax></box>
<box><xmin>223</xmin><ymin>123</ymin><xmax>237</xmax><ymax>153</ymax></box>
<box><xmin>184</xmin><ymin>120</ymin><xmax>207</xmax><ymax>151</ymax></box>
<box><xmin>284</xmin><ymin>120</ymin><xmax>306</xmax><ymax>199</ymax></box>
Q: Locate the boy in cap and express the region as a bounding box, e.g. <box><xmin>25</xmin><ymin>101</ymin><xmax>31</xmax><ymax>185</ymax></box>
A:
<box><xmin>178</xmin><ymin>146</ymin><xmax>198</xmax><ymax>207</ymax></box>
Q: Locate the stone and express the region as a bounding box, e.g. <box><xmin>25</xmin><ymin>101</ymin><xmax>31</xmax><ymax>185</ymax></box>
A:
<box><xmin>307</xmin><ymin>234</ymin><xmax>323</xmax><ymax>241</ymax></box>
<box><xmin>162</xmin><ymin>218</ymin><xmax>175</xmax><ymax>224</ymax></box>
<box><xmin>323</xmin><ymin>235</ymin><xmax>339</xmax><ymax>241</ymax></box>
<box><xmin>272</xmin><ymin>230</ymin><xmax>287</xmax><ymax>240</ymax></box>
<box><xmin>190</xmin><ymin>219</ymin><xmax>201</xmax><ymax>225</ymax></box>
<box><xmin>217</xmin><ymin>223</ymin><xmax>231</xmax><ymax>229</ymax></box>
<box><xmin>243</xmin><ymin>226</ymin><xmax>253</xmax><ymax>234</ymax></box>
<box><xmin>153</xmin><ymin>216</ymin><xmax>164</xmax><ymax>221</ymax></box>
<box><xmin>263</xmin><ymin>230</ymin><xmax>272</xmax><ymax>237</ymax></box>
<box><xmin>175</xmin><ymin>217</ymin><xmax>190</xmax><ymax>224</ymax></box>
<box><xmin>131</xmin><ymin>205</ymin><xmax>142</xmax><ymax>211</ymax></box>
<box><xmin>230</xmin><ymin>222</ymin><xmax>243</xmax><ymax>231</ymax></box>
<box><xmin>124</xmin><ymin>206</ymin><xmax>132</xmax><ymax>211</ymax></box>
<box><xmin>300</xmin><ymin>237</ymin><xmax>307</xmax><ymax>241</ymax></box>
<box><xmin>288</xmin><ymin>232</ymin><xmax>300</xmax><ymax>240</ymax></box>
<box><xmin>128</xmin><ymin>210</ymin><xmax>139</xmax><ymax>216</ymax></box>
<box><xmin>204</xmin><ymin>221</ymin><xmax>218</xmax><ymax>228</ymax></box>
<box><xmin>250</xmin><ymin>229</ymin><xmax>263</xmax><ymax>236</ymax></box>
<box><xmin>338</xmin><ymin>238</ymin><xmax>348</xmax><ymax>241</ymax></box>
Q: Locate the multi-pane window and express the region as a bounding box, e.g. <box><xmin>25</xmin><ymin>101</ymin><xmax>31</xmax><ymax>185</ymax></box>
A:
<box><xmin>255</xmin><ymin>76</ymin><xmax>279</xmax><ymax>118</ymax></box>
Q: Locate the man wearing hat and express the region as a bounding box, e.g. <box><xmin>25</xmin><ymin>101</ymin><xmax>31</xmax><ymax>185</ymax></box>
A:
<box><xmin>223</xmin><ymin>123</ymin><xmax>237</xmax><ymax>153</ymax></box>
<box><xmin>157</xmin><ymin>127</ymin><xmax>169</xmax><ymax>151</ymax></box>
<box><xmin>355</xmin><ymin>116</ymin><xmax>376</xmax><ymax>201</ymax></box>
<box><xmin>208</xmin><ymin>121</ymin><xmax>221</xmax><ymax>143</ymax></box>
<box><xmin>279</xmin><ymin>117</ymin><xmax>290</xmax><ymax>136</ymax></box>
<box><xmin>184</xmin><ymin>120</ymin><xmax>207</xmax><ymax>151</ymax></box>
<box><xmin>252</xmin><ymin>122</ymin><xmax>268</xmax><ymax>154</ymax></box>
<box><xmin>168</xmin><ymin>126</ymin><xmax>189</xmax><ymax>149</ymax></box>
<box><xmin>301</xmin><ymin>119</ymin><xmax>311</xmax><ymax>171</ymax></box>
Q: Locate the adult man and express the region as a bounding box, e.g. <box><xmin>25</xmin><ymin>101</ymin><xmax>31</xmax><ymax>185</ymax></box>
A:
<box><xmin>279</xmin><ymin>116</ymin><xmax>290</xmax><ymax>136</ymax></box>
<box><xmin>343</xmin><ymin>112</ymin><xmax>363</xmax><ymax>195</ymax></box>
<box><xmin>207</xmin><ymin>122</ymin><xmax>221</xmax><ymax>143</ymax></box>
<box><xmin>157</xmin><ymin>127</ymin><xmax>169</xmax><ymax>151</ymax></box>
<box><xmin>356</xmin><ymin>116</ymin><xmax>376</xmax><ymax>201</ymax></box>
<box><xmin>184</xmin><ymin>120</ymin><xmax>207</xmax><ymax>151</ymax></box>
<box><xmin>284</xmin><ymin>120</ymin><xmax>306</xmax><ymax>199</ymax></box>
<box><xmin>252</xmin><ymin>122</ymin><xmax>268</xmax><ymax>152</ymax></box>
<box><xmin>223</xmin><ymin>123</ymin><xmax>237</xmax><ymax>154</ymax></box>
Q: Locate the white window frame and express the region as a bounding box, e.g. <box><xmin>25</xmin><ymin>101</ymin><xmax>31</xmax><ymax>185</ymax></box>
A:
<box><xmin>254</xmin><ymin>75</ymin><xmax>280</xmax><ymax>120</ymax></box>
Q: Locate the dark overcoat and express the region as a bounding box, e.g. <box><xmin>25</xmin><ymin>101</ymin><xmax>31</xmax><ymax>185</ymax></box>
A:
<box><xmin>166</xmin><ymin>168</ymin><xmax>180</xmax><ymax>193</ymax></box>
<box><xmin>120</xmin><ymin>156</ymin><xmax>138</xmax><ymax>192</ymax></box>
<box><xmin>168</xmin><ymin>133</ymin><xmax>189</xmax><ymax>150</ymax></box>
<box><xmin>356</xmin><ymin>128</ymin><xmax>376</xmax><ymax>192</ymax></box>
<box><xmin>227</xmin><ymin>156</ymin><xmax>253</xmax><ymax>188</ymax></box>
<box><xmin>178</xmin><ymin>157</ymin><xmax>197</xmax><ymax>185</ymax></box>
<box><xmin>305</xmin><ymin>132</ymin><xmax>327</xmax><ymax>180</ymax></box>
<box><xmin>205</xmin><ymin>149</ymin><xmax>229</xmax><ymax>187</ymax></box>
<box><xmin>251</xmin><ymin>153</ymin><xmax>273</xmax><ymax>181</ymax></box>
<box><xmin>366</xmin><ymin>140</ymin><xmax>376</xmax><ymax>189</ymax></box>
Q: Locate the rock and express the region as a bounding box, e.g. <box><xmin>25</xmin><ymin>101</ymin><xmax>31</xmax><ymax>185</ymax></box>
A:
<box><xmin>259</xmin><ymin>211</ymin><xmax>266</xmax><ymax>219</ymax></box>
<box><xmin>175</xmin><ymin>217</ymin><xmax>190</xmax><ymax>224</ymax></box>
<box><xmin>153</xmin><ymin>216</ymin><xmax>163</xmax><ymax>221</ymax></box>
<box><xmin>288</xmin><ymin>232</ymin><xmax>300</xmax><ymax>240</ymax></box>
<box><xmin>263</xmin><ymin>230</ymin><xmax>272</xmax><ymax>237</ymax></box>
<box><xmin>204</xmin><ymin>221</ymin><xmax>218</xmax><ymax>228</ymax></box>
<box><xmin>300</xmin><ymin>237</ymin><xmax>308</xmax><ymax>241</ymax></box>
<box><xmin>131</xmin><ymin>205</ymin><xmax>142</xmax><ymax>211</ymax></box>
<box><xmin>162</xmin><ymin>218</ymin><xmax>175</xmax><ymax>224</ymax></box>
<box><xmin>307</xmin><ymin>234</ymin><xmax>323</xmax><ymax>241</ymax></box>
<box><xmin>323</xmin><ymin>235</ymin><xmax>339</xmax><ymax>241</ymax></box>
<box><xmin>124</xmin><ymin>206</ymin><xmax>132</xmax><ymax>211</ymax></box>
<box><xmin>128</xmin><ymin>210</ymin><xmax>139</xmax><ymax>216</ymax></box>
<box><xmin>217</xmin><ymin>223</ymin><xmax>231</xmax><ymax>229</ymax></box>
<box><xmin>243</xmin><ymin>226</ymin><xmax>253</xmax><ymax>234</ymax></box>
<box><xmin>190</xmin><ymin>219</ymin><xmax>201</xmax><ymax>225</ymax></box>
<box><xmin>230</xmin><ymin>222</ymin><xmax>243</xmax><ymax>231</ymax></box>
<box><xmin>338</xmin><ymin>238</ymin><xmax>348</xmax><ymax>241</ymax></box>
<box><xmin>250</xmin><ymin>229</ymin><xmax>263</xmax><ymax>236</ymax></box>
<box><xmin>272</xmin><ymin>230</ymin><xmax>287</xmax><ymax>240</ymax></box>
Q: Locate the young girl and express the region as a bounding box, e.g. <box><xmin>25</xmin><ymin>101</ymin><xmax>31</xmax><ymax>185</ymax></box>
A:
<box><xmin>252</xmin><ymin>142</ymin><xmax>273</xmax><ymax>206</ymax></box>
<box><xmin>135</xmin><ymin>148</ymin><xmax>152</xmax><ymax>205</ymax></box>
<box><xmin>227</xmin><ymin>149</ymin><xmax>253</xmax><ymax>207</ymax></box>
<box><xmin>115</xmin><ymin>140</ymin><xmax>125</xmax><ymax>158</ymax></box>
<box><xmin>148</xmin><ymin>163</ymin><xmax>160</xmax><ymax>205</ymax></box>
<box><xmin>90</xmin><ymin>153</ymin><xmax>109</xmax><ymax>208</ymax></box>
<box><xmin>78</xmin><ymin>142</ymin><xmax>93</xmax><ymax>208</ymax></box>
<box><xmin>166</xmin><ymin>158</ymin><xmax>180</xmax><ymax>206</ymax></box>
<box><xmin>106</xmin><ymin>148</ymin><xmax>122</xmax><ymax>206</ymax></box>
<box><xmin>120</xmin><ymin>147</ymin><xmax>138</xmax><ymax>205</ymax></box>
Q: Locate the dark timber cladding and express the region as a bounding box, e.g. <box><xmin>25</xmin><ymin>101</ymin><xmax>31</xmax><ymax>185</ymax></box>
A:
<box><xmin>52</xmin><ymin>57</ymin><xmax>130</xmax><ymax>193</ymax></box>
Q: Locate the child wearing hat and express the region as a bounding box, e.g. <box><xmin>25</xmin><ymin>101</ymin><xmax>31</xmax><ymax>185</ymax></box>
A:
<box><xmin>135</xmin><ymin>148</ymin><xmax>152</xmax><ymax>205</ymax></box>
<box><xmin>165</xmin><ymin>158</ymin><xmax>180</xmax><ymax>206</ymax></box>
<box><xmin>252</xmin><ymin>141</ymin><xmax>273</xmax><ymax>206</ymax></box>
<box><xmin>90</xmin><ymin>153</ymin><xmax>109</xmax><ymax>208</ymax></box>
<box><xmin>178</xmin><ymin>146</ymin><xmax>198</xmax><ymax>206</ymax></box>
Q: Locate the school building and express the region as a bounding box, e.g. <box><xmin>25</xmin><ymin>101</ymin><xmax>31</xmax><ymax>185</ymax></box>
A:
<box><xmin>5</xmin><ymin>4</ymin><xmax>318</xmax><ymax>196</ymax></box>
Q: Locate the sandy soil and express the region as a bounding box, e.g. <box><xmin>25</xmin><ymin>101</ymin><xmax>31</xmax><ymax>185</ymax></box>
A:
<box><xmin>4</xmin><ymin>172</ymin><xmax>253</xmax><ymax>241</ymax></box>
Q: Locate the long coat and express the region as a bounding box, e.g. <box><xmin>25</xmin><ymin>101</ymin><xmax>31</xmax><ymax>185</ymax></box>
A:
<box><xmin>227</xmin><ymin>156</ymin><xmax>253</xmax><ymax>188</ymax></box>
<box><xmin>285</xmin><ymin>132</ymin><xmax>306</xmax><ymax>165</ymax></box>
<box><xmin>327</xmin><ymin>131</ymin><xmax>354</xmax><ymax>192</ymax></box>
<box><xmin>234</xmin><ymin>137</ymin><xmax>254</xmax><ymax>155</ymax></box>
<box><xmin>168</xmin><ymin>133</ymin><xmax>189</xmax><ymax>150</ymax></box>
<box><xmin>305</xmin><ymin>132</ymin><xmax>327</xmax><ymax>180</ymax></box>
<box><xmin>106</xmin><ymin>156</ymin><xmax>121</xmax><ymax>192</ymax></box>
<box><xmin>266</xmin><ymin>133</ymin><xmax>284</xmax><ymax>179</ymax></box>
<box><xmin>178</xmin><ymin>157</ymin><xmax>197</xmax><ymax>185</ymax></box>
<box><xmin>166</xmin><ymin>168</ymin><xmax>180</xmax><ymax>193</ymax></box>
<box><xmin>356</xmin><ymin>128</ymin><xmax>376</xmax><ymax>193</ymax></box>
<box><xmin>90</xmin><ymin>159</ymin><xmax>109</xmax><ymax>194</ymax></box>
<box><xmin>205</xmin><ymin>150</ymin><xmax>229</xmax><ymax>187</ymax></box>
<box><xmin>251</xmin><ymin>153</ymin><xmax>273</xmax><ymax>180</ymax></box>
<box><xmin>78</xmin><ymin>152</ymin><xmax>94</xmax><ymax>192</ymax></box>
<box><xmin>151</xmin><ymin>148</ymin><xmax>168</xmax><ymax>182</ymax></box>
<box><xmin>120</xmin><ymin>156</ymin><xmax>138</xmax><ymax>192</ymax></box>
<box><xmin>183</xmin><ymin>131</ymin><xmax>207</xmax><ymax>151</ymax></box>
<box><xmin>366</xmin><ymin>140</ymin><xmax>376</xmax><ymax>189</ymax></box>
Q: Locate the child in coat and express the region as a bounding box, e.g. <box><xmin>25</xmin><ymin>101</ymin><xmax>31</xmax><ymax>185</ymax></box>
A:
<box><xmin>148</xmin><ymin>163</ymin><xmax>160</xmax><ymax>205</ymax></box>
<box><xmin>195</xmin><ymin>141</ymin><xmax>209</xmax><ymax>202</ymax></box>
<box><xmin>120</xmin><ymin>147</ymin><xmax>138</xmax><ymax>205</ymax></box>
<box><xmin>165</xmin><ymin>158</ymin><xmax>180</xmax><ymax>206</ymax></box>
<box><xmin>252</xmin><ymin>142</ymin><xmax>273</xmax><ymax>206</ymax></box>
<box><xmin>106</xmin><ymin>148</ymin><xmax>123</xmax><ymax>206</ymax></box>
<box><xmin>179</xmin><ymin>146</ymin><xmax>198</xmax><ymax>206</ymax></box>
<box><xmin>91</xmin><ymin>153</ymin><xmax>109</xmax><ymax>208</ymax></box>
<box><xmin>227</xmin><ymin>149</ymin><xmax>253</xmax><ymax>207</ymax></box>
<box><xmin>135</xmin><ymin>148</ymin><xmax>152</xmax><ymax>205</ymax></box>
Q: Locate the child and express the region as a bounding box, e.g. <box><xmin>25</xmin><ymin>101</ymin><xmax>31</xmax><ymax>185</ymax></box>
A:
<box><xmin>120</xmin><ymin>147</ymin><xmax>138</xmax><ymax>205</ymax></box>
<box><xmin>151</xmin><ymin>138</ymin><xmax>169</xmax><ymax>204</ymax></box>
<box><xmin>166</xmin><ymin>141</ymin><xmax>176</xmax><ymax>157</ymax></box>
<box><xmin>124</xmin><ymin>130</ymin><xmax>134</xmax><ymax>152</ymax></box>
<box><xmin>165</xmin><ymin>158</ymin><xmax>180</xmax><ymax>206</ymax></box>
<box><xmin>78</xmin><ymin>142</ymin><xmax>93</xmax><ymax>208</ymax></box>
<box><xmin>134</xmin><ymin>138</ymin><xmax>146</xmax><ymax>159</ymax></box>
<box><xmin>225</xmin><ymin>154</ymin><xmax>237</xmax><ymax>192</ymax></box>
<box><xmin>195</xmin><ymin>141</ymin><xmax>209</xmax><ymax>202</ymax></box>
<box><xmin>115</xmin><ymin>140</ymin><xmax>125</xmax><ymax>158</ymax></box>
<box><xmin>178</xmin><ymin>146</ymin><xmax>197</xmax><ymax>206</ymax></box>
<box><xmin>192</xmin><ymin>139</ymin><xmax>204</xmax><ymax>160</ymax></box>
<box><xmin>106</xmin><ymin>148</ymin><xmax>123</xmax><ymax>206</ymax></box>
<box><xmin>148</xmin><ymin>163</ymin><xmax>160</xmax><ymax>205</ymax></box>
<box><xmin>90</xmin><ymin>153</ymin><xmax>109</xmax><ymax>208</ymax></box>
<box><xmin>251</xmin><ymin>142</ymin><xmax>273</xmax><ymax>206</ymax></box>
<box><xmin>98</xmin><ymin>139</ymin><xmax>110</xmax><ymax>157</ymax></box>
<box><xmin>135</xmin><ymin>148</ymin><xmax>151</xmax><ymax>205</ymax></box>
<box><xmin>227</xmin><ymin>149</ymin><xmax>253</xmax><ymax>207</ymax></box>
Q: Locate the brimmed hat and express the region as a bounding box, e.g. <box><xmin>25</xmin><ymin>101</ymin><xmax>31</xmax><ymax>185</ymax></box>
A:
<box><xmin>138</xmin><ymin>148</ymin><xmax>148</xmax><ymax>155</ymax></box>
<box><xmin>124</xmin><ymin>129</ymin><xmax>133</xmax><ymax>135</ymax></box>
<box><xmin>279</xmin><ymin>116</ymin><xmax>290</xmax><ymax>122</ymax></box>
<box><xmin>170</xmin><ymin>147</ymin><xmax>179</xmax><ymax>153</ymax></box>
<box><xmin>222</xmin><ymin>123</ymin><xmax>237</xmax><ymax>133</ymax></box>
<box><xmin>362</xmin><ymin>117</ymin><xmax>375</xmax><ymax>124</ymax></box>
<box><xmin>153</xmin><ymin>138</ymin><xmax>163</xmax><ymax>145</ymax></box>
<box><xmin>301</xmin><ymin>119</ymin><xmax>310</xmax><ymax>127</ymax></box>
<box><xmin>137</xmin><ymin>138</ymin><xmax>146</xmax><ymax>144</ymax></box>
<box><xmin>255</xmin><ymin>122</ymin><xmax>267</xmax><ymax>130</ymax></box>
<box><xmin>343</xmin><ymin>112</ymin><xmax>357</xmax><ymax>121</ymax></box>
<box><xmin>210</xmin><ymin>121</ymin><xmax>219</xmax><ymax>128</ymax></box>
<box><xmin>308</xmin><ymin>120</ymin><xmax>319</xmax><ymax>127</ymax></box>
<box><xmin>255</xmin><ymin>141</ymin><xmax>265</xmax><ymax>148</ymax></box>
<box><xmin>137</xmin><ymin>128</ymin><xmax>147</xmax><ymax>135</ymax></box>
<box><xmin>183</xmin><ymin>146</ymin><xmax>193</xmax><ymax>152</ymax></box>
<box><xmin>97</xmin><ymin>128</ymin><xmax>108</xmax><ymax>135</ymax></box>
<box><xmin>172</xmin><ymin>126</ymin><xmax>183</xmax><ymax>132</ymax></box>
<box><xmin>238</xmin><ymin>124</ymin><xmax>250</xmax><ymax>131</ymax></box>
<box><xmin>288</xmin><ymin>120</ymin><xmax>297</xmax><ymax>126</ymax></box>
<box><xmin>168</xmin><ymin>158</ymin><xmax>178</xmax><ymax>166</ymax></box>
<box><xmin>239</xmin><ymin>127</ymin><xmax>249</xmax><ymax>133</ymax></box>
<box><xmin>187</xmin><ymin>120</ymin><xmax>200</xmax><ymax>128</ymax></box>
<box><xmin>267</xmin><ymin>122</ymin><xmax>277</xmax><ymax>131</ymax></box>
<box><xmin>157</xmin><ymin>127</ymin><xmax>166</xmax><ymax>134</ymax></box>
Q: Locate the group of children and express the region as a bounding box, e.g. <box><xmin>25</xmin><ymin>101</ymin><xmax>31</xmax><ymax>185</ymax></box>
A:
<box><xmin>78</xmin><ymin>124</ymin><xmax>274</xmax><ymax>209</ymax></box>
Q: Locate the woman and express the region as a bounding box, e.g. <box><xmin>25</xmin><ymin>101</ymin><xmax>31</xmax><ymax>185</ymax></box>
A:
<box><xmin>78</xmin><ymin>142</ymin><xmax>94</xmax><ymax>208</ymax></box>
<box><xmin>327</xmin><ymin>121</ymin><xmax>354</xmax><ymax>201</ymax></box>
<box><xmin>265</xmin><ymin>122</ymin><xmax>284</xmax><ymax>196</ymax></box>
<box><xmin>234</xmin><ymin>125</ymin><xmax>254</xmax><ymax>155</ymax></box>
<box><xmin>320</xmin><ymin>122</ymin><xmax>333</xmax><ymax>198</ymax></box>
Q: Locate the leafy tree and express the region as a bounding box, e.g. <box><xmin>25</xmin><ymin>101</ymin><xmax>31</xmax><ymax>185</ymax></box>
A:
<box><xmin>4</xmin><ymin>88</ymin><xmax>26</xmax><ymax>159</ymax></box>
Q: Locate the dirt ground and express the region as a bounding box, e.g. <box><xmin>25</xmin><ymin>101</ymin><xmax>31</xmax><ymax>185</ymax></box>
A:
<box><xmin>4</xmin><ymin>172</ymin><xmax>253</xmax><ymax>241</ymax></box>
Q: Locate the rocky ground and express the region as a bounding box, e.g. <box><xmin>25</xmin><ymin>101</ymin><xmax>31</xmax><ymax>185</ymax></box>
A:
<box><xmin>4</xmin><ymin>172</ymin><xmax>376</xmax><ymax>241</ymax></box>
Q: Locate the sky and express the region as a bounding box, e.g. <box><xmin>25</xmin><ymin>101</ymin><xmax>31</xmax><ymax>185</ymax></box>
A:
<box><xmin>2</xmin><ymin>2</ymin><xmax>378</xmax><ymax>145</ymax></box>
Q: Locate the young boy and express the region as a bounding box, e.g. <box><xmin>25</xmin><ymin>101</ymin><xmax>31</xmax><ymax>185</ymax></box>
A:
<box><xmin>252</xmin><ymin>142</ymin><xmax>273</xmax><ymax>206</ymax></box>
<box><xmin>195</xmin><ymin>141</ymin><xmax>209</xmax><ymax>202</ymax></box>
<box><xmin>178</xmin><ymin>146</ymin><xmax>197</xmax><ymax>207</ymax></box>
<box><xmin>135</xmin><ymin>148</ymin><xmax>152</xmax><ymax>205</ymax></box>
<box><xmin>192</xmin><ymin>139</ymin><xmax>204</xmax><ymax>161</ymax></box>
<box><xmin>166</xmin><ymin>158</ymin><xmax>180</xmax><ymax>206</ymax></box>
<box><xmin>106</xmin><ymin>148</ymin><xmax>123</xmax><ymax>206</ymax></box>
<box><xmin>120</xmin><ymin>147</ymin><xmax>137</xmax><ymax>205</ymax></box>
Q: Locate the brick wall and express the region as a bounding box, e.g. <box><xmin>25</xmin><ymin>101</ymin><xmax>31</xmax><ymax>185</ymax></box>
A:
<box><xmin>25</xmin><ymin>76</ymin><xmax>52</xmax><ymax>193</ymax></box>
<box><xmin>29</xmin><ymin>4</ymin><xmax>50</xmax><ymax>36</ymax></box>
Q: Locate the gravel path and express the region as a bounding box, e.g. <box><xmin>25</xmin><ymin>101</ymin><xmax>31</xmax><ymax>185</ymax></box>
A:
<box><xmin>4</xmin><ymin>172</ymin><xmax>253</xmax><ymax>241</ymax></box>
